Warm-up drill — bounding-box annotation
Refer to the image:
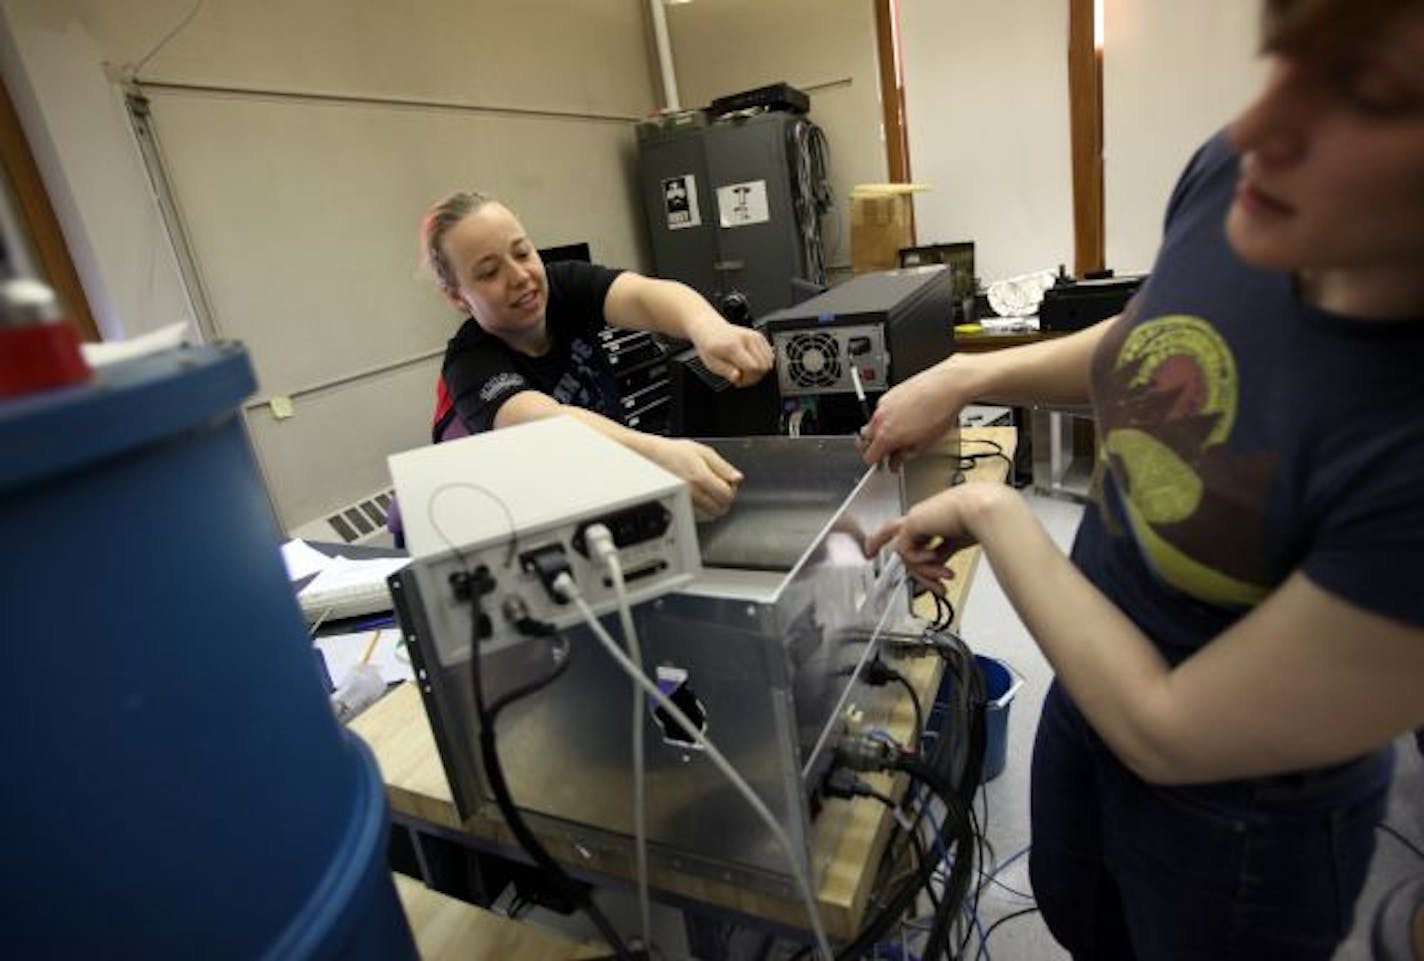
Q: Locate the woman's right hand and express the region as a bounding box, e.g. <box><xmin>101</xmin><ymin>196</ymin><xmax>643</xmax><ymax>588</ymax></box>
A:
<box><xmin>861</xmin><ymin>358</ymin><xmax>973</xmax><ymax>469</ymax></box>
<box><xmin>639</xmin><ymin>436</ymin><xmax>743</xmax><ymax>521</ymax></box>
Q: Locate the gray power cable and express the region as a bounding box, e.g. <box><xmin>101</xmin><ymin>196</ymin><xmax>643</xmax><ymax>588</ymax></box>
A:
<box><xmin>557</xmin><ymin>573</ymin><xmax>834</xmax><ymax>961</ymax></box>
<box><xmin>585</xmin><ymin>524</ymin><xmax>654</xmax><ymax>952</ymax></box>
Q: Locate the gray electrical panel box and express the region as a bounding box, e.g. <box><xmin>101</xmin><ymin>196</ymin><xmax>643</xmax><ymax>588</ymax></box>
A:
<box><xmin>638</xmin><ymin>111</ymin><xmax>824</xmax><ymax>319</ymax></box>
<box><xmin>638</xmin><ymin>114</ymin><xmax>719</xmax><ymax>301</ymax></box>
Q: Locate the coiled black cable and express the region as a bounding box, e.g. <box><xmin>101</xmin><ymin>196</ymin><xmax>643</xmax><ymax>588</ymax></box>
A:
<box><xmin>823</xmin><ymin>627</ymin><xmax>985</xmax><ymax>959</ymax></box>
<box><xmin>464</xmin><ymin>587</ymin><xmax>634</xmax><ymax>961</ymax></box>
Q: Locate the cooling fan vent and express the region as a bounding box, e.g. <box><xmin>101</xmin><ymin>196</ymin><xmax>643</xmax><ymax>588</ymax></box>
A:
<box><xmin>784</xmin><ymin>332</ymin><xmax>843</xmax><ymax>390</ymax></box>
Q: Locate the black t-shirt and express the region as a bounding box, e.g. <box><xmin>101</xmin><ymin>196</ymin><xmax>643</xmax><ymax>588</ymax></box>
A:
<box><xmin>1073</xmin><ymin>131</ymin><xmax>1424</xmax><ymax>665</ymax></box>
<box><xmin>438</xmin><ymin>260</ymin><xmax>625</xmax><ymax>438</ymax></box>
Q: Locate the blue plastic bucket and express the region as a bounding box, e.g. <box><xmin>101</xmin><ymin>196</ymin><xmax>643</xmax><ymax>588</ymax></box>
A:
<box><xmin>0</xmin><ymin>344</ymin><xmax>415</xmax><ymax>958</ymax></box>
<box><xmin>976</xmin><ymin>654</ymin><xmax>1023</xmax><ymax>782</ymax></box>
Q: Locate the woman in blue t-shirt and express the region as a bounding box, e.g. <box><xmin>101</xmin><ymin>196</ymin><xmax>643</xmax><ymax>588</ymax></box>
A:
<box><xmin>863</xmin><ymin>0</ymin><xmax>1424</xmax><ymax>957</ymax></box>
<box><xmin>421</xmin><ymin>191</ymin><xmax>775</xmax><ymax>520</ymax></box>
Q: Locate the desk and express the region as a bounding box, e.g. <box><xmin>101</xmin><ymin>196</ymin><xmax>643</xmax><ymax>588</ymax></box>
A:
<box><xmin>956</xmin><ymin>326</ymin><xmax>1063</xmax><ymax>489</ymax></box>
<box><xmin>953</xmin><ymin>326</ymin><xmax>1063</xmax><ymax>354</ymax></box>
<box><xmin>954</xmin><ymin>327</ymin><xmax>1100</xmax><ymax>495</ymax></box>
<box><xmin>352</xmin><ymin>427</ymin><xmax>1016</xmax><ymax>944</ymax></box>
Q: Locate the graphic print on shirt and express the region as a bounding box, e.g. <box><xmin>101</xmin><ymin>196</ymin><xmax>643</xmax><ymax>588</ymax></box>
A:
<box><xmin>1095</xmin><ymin>313</ymin><xmax>1279</xmax><ymax>607</ymax></box>
<box><xmin>480</xmin><ymin>371</ymin><xmax>527</xmax><ymax>403</ymax></box>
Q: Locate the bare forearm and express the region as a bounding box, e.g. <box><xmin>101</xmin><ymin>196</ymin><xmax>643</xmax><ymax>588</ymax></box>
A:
<box><xmin>894</xmin><ymin>477</ymin><xmax>1424</xmax><ymax>784</ymax></box>
<box><xmin>614</xmin><ymin>276</ymin><xmax>720</xmax><ymax>342</ymax></box>
<box><xmin>965</xmin><ymin>486</ymin><xmax>1180</xmax><ymax>780</ymax></box>
<box><xmin>560</xmin><ymin>406</ymin><xmax>658</xmax><ymax>455</ymax></box>
<box><xmin>605</xmin><ymin>272</ymin><xmax>772</xmax><ymax>388</ymax></box>
<box><xmin>865</xmin><ymin>316</ymin><xmax>1114</xmax><ymax>466</ymax></box>
<box><xmin>494</xmin><ymin>391</ymin><xmax>655</xmax><ymax>457</ymax></box>
<box><xmin>953</xmin><ymin>316</ymin><xmax>1116</xmax><ymax>408</ymax></box>
<box><xmin>492</xmin><ymin>389</ymin><xmax>740</xmax><ymax>519</ymax></box>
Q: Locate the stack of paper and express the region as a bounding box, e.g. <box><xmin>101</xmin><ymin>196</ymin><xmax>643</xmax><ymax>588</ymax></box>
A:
<box><xmin>279</xmin><ymin>538</ymin><xmax>408</xmax><ymax>622</ymax></box>
<box><xmin>315</xmin><ymin>629</ymin><xmax>413</xmax><ymax>687</ymax></box>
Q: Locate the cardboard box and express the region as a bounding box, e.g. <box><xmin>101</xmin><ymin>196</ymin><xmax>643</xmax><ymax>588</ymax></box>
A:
<box><xmin>850</xmin><ymin>183</ymin><xmax>930</xmax><ymax>273</ymax></box>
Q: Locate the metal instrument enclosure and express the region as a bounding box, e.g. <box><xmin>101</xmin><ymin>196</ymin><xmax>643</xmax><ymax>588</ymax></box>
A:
<box><xmin>393</xmin><ymin>435</ymin><xmax>908</xmax><ymax>899</ymax></box>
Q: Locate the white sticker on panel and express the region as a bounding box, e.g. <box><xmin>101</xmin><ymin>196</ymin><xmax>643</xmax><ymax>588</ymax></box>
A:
<box><xmin>716</xmin><ymin>180</ymin><xmax>770</xmax><ymax>228</ymax></box>
<box><xmin>662</xmin><ymin>174</ymin><xmax>702</xmax><ymax>230</ymax></box>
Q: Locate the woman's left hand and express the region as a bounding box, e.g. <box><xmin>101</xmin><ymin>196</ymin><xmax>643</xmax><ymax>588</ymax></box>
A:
<box><xmin>691</xmin><ymin>320</ymin><xmax>774</xmax><ymax>387</ymax></box>
<box><xmin>866</xmin><ymin>485</ymin><xmax>1004</xmax><ymax>595</ymax></box>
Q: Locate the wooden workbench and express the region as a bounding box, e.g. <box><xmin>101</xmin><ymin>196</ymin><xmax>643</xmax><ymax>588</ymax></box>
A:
<box><xmin>953</xmin><ymin>326</ymin><xmax>1063</xmax><ymax>353</ymax></box>
<box><xmin>353</xmin><ymin>427</ymin><xmax>1016</xmax><ymax>943</ymax></box>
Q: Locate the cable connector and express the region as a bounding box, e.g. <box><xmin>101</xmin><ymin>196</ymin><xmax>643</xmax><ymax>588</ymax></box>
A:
<box><xmin>835</xmin><ymin>732</ymin><xmax>904</xmax><ymax>773</ymax></box>
<box><xmin>822</xmin><ymin>769</ymin><xmax>876</xmax><ymax>802</ymax></box>
<box><xmin>861</xmin><ymin>657</ymin><xmax>898</xmax><ymax>686</ymax></box>
<box><xmin>449</xmin><ymin>565</ymin><xmax>496</xmax><ymax>602</ymax></box>
<box><xmin>583</xmin><ymin>522</ymin><xmax>617</xmax><ymax>564</ymax></box>
<box><xmin>449</xmin><ymin>566</ymin><xmax>495</xmax><ymax>640</ymax></box>
<box><xmin>502</xmin><ymin>595</ymin><xmax>556</xmax><ymax>637</ymax></box>
<box><xmin>551</xmin><ymin>571</ymin><xmax>578</xmax><ymax>602</ymax></box>
<box><xmin>521</xmin><ymin>545</ymin><xmax>573</xmax><ymax>603</ymax></box>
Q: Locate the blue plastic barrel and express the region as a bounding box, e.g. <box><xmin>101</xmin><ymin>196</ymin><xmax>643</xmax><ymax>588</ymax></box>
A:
<box><xmin>976</xmin><ymin>654</ymin><xmax>1022</xmax><ymax>782</ymax></box>
<box><xmin>0</xmin><ymin>343</ymin><xmax>415</xmax><ymax>959</ymax></box>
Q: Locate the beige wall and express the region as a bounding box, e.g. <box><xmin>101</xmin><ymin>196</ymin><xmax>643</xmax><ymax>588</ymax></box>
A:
<box><xmin>1103</xmin><ymin>0</ymin><xmax>1266</xmax><ymax>273</ymax></box>
<box><xmin>0</xmin><ymin>0</ymin><xmax>661</xmax><ymax>530</ymax></box>
<box><xmin>664</xmin><ymin>0</ymin><xmax>887</xmax><ymax>275</ymax></box>
<box><xmin>900</xmin><ymin>0</ymin><xmax>1075</xmax><ymax>283</ymax></box>
<box><xmin>897</xmin><ymin>0</ymin><xmax>1266</xmax><ymax>284</ymax></box>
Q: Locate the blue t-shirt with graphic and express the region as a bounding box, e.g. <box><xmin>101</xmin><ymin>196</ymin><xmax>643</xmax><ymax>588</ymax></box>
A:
<box><xmin>440</xmin><ymin>260</ymin><xmax>625</xmax><ymax>436</ymax></box>
<box><xmin>1074</xmin><ymin>132</ymin><xmax>1424</xmax><ymax>665</ymax></box>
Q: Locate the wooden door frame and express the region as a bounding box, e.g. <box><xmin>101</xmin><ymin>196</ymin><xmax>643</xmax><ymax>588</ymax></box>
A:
<box><xmin>1068</xmin><ymin>0</ymin><xmax>1105</xmax><ymax>275</ymax></box>
<box><xmin>873</xmin><ymin>0</ymin><xmax>912</xmax><ymax>185</ymax></box>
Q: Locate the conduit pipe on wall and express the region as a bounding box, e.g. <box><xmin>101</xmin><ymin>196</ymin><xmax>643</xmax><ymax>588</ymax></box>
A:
<box><xmin>649</xmin><ymin>0</ymin><xmax>681</xmax><ymax>111</ymax></box>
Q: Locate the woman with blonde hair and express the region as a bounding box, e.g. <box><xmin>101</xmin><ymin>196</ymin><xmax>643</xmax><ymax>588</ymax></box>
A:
<box><xmin>421</xmin><ymin>192</ymin><xmax>774</xmax><ymax>520</ymax></box>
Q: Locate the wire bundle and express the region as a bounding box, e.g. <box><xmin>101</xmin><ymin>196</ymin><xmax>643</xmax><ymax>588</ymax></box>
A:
<box><xmin>812</xmin><ymin>626</ymin><xmax>987</xmax><ymax>960</ymax></box>
<box><xmin>788</xmin><ymin>118</ymin><xmax>832</xmax><ymax>286</ymax></box>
